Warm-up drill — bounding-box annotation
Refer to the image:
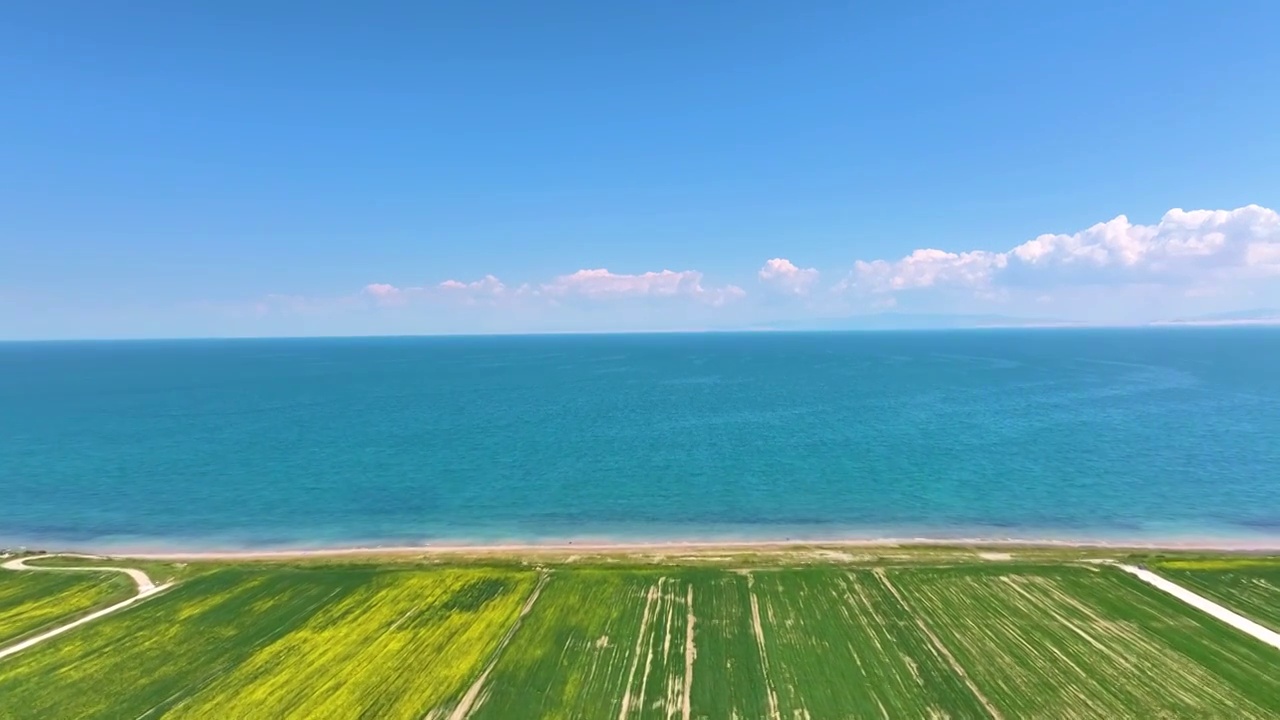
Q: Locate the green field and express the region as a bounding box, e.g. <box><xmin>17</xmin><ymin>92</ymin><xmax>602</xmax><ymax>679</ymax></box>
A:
<box><xmin>1153</xmin><ymin>558</ymin><xmax>1280</xmax><ymax>632</ymax></box>
<box><xmin>745</xmin><ymin>569</ymin><xmax>992</xmax><ymax>718</ymax></box>
<box><xmin>889</xmin><ymin>564</ymin><xmax>1280</xmax><ymax>718</ymax></box>
<box><xmin>470</xmin><ymin>570</ymin><xmax>684</xmax><ymax>718</ymax></box>
<box><xmin>0</xmin><ymin>566</ymin><xmax>537</xmax><ymax>719</ymax></box>
<box><xmin>0</xmin><ymin>570</ymin><xmax>133</xmax><ymax>646</ymax></box>
<box><xmin>1</xmin><ymin>552</ymin><xmax>1278</xmax><ymax>719</ymax></box>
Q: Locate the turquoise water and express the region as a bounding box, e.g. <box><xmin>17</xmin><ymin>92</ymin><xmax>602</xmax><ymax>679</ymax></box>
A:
<box><xmin>1</xmin><ymin>329</ymin><xmax>1278</xmax><ymax>550</ymax></box>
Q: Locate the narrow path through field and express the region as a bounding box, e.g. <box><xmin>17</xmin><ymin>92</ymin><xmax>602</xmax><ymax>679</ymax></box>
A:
<box><xmin>746</xmin><ymin>574</ymin><xmax>781</xmax><ymax>720</ymax></box>
<box><xmin>681</xmin><ymin>584</ymin><xmax>694</xmax><ymax>720</ymax></box>
<box><xmin>0</xmin><ymin>554</ymin><xmax>174</xmax><ymax>661</ymax></box>
<box><xmin>619</xmin><ymin>579</ymin><xmax>662</xmax><ymax>720</ymax></box>
<box><xmin>1117</xmin><ymin>564</ymin><xmax>1280</xmax><ymax>651</ymax></box>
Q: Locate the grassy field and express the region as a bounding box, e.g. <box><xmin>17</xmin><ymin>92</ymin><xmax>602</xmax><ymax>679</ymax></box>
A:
<box><xmin>1152</xmin><ymin>557</ymin><xmax>1280</xmax><ymax>632</ymax></box>
<box><xmin>469</xmin><ymin>569</ymin><xmax>685</xmax><ymax>718</ymax></box>
<box><xmin>455</xmin><ymin>568</ymin><xmax>996</xmax><ymax>719</ymax></box>
<box><xmin>0</xmin><ymin>570</ymin><xmax>133</xmax><ymax>647</ymax></box>
<box><xmin>890</xmin><ymin>564</ymin><xmax>1280</xmax><ymax>718</ymax></box>
<box><xmin>0</xmin><ymin>565</ymin><xmax>537</xmax><ymax>719</ymax></box>
<box><xmin>747</xmin><ymin>569</ymin><xmax>991</xmax><ymax>718</ymax></box>
<box><xmin>1</xmin><ymin>551</ymin><xmax>1278</xmax><ymax>719</ymax></box>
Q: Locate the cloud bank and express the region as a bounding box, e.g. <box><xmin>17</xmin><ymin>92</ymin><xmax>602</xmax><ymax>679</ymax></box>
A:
<box><xmin>237</xmin><ymin>204</ymin><xmax>1278</xmax><ymax>333</ymax></box>
<box><xmin>844</xmin><ymin>205</ymin><xmax>1280</xmax><ymax>299</ymax></box>
<box><xmin>542</xmin><ymin>268</ymin><xmax>744</xmax><ymax>305</ymax></box>
<box><xmin>355</xmin><ymin>267</ymin><xmax>745</xmax><ymax>313</ymax></box>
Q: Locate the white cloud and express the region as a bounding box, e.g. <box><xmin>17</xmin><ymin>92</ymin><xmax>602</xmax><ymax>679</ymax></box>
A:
<box><xmin>758</xmin><ymin>258</ymin><xmax>819</xmax><ymax>295</ymax></box>
<box><xmin>542</xmin><ymin>268</ymin><xmax>745</xmax><ymax>305</ymax></box>
<box><xmin>851</xmin><ymin>249</ymin><xmax>1008</xmax><ymax>293</ymax></box>
<box><xmin>845</xmin><ymin>205</ymin><xmax>1280</xmax><ymax>296</ymax></box>
<box><xmin>1009</xmin><ymin>205</ymin><xmax>1279</xmax><ymax>276</ymax></box>
<box><xmin>433</xmin><ymin>274</ymin><xmax>530</xmax><ymax>308</ymax></box>
<box><xmin>364</xmin><ymin>283</ymin><xmax>398</xmax><ymax>296</ymax></box>
<box><xmin>343</xmin><ymin>268</ymin><xmax>744</xmax><ymax>315</ymax></box>
<box><xmin>249</xmin><ymin>205</ymin><xmax>1278</xmax><ymax>330</ymax></box>
<box><xmin>438</xmin><ymin>274</ymin><xmax>507</xmax><ymax>295</ymax></box>
<box><xmin>1244</xmin><ymin>241</ymin><xmax>1280</xmax><ymax>273</ymax></box>
<box><xmin>362</xmin><ymin>283</ymin><xmax>411</xmax><ymax>306</ymax></box>
<box><xmin>358</xmin><ymin>277</ymin><xmax>514</xmax><ymax>309</ymax></box>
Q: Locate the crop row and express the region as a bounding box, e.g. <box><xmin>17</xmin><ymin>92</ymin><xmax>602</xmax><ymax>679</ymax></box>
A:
<box><xmin>888</xmin><ymin>564</ymin><xmax>1280</xmax><ymax>718</ymax></box>
<box><xmin>2</xmin><ymin>563</ymin><xmax>1278</xmax><ymax>718</ymax></box>
<box><xmin>749</xmin><ymin>568</ymin><xmax>990</xmax><ymax>718</ymax></box>
<box><xmin>460</xmin><ymin>565</ymin><xmax>1280</xmax><ymax>718</ymax></box>
<box><xmin>468</xmin><ymin>570</ymin><xmax>685</xmax><ymax>718</ymax></box>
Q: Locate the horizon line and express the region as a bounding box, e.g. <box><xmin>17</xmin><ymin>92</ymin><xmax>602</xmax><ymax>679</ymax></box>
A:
<box><xmin>4</xmin><ymin>320</ymin><xmax>1280</xmax><ymax>343</ymax></box>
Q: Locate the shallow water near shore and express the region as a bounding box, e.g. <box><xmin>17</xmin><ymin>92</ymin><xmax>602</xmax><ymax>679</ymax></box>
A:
<box><xmin>2</xmin><ymin>328</ymin><xmax>1278</xmax><ymax>551</ymax></box>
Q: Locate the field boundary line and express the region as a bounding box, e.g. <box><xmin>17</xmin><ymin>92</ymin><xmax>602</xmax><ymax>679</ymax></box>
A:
<box><xmin>1116</xmin><ymin>564</ymin><xmax>1280</xmax><ymax>651</ymax></box>
<box><xmin>0</xmin><ymin>554</ymin><xmax>175</xmax><ymax>661</ymax></box>
<box><xmin>872</xmin><ymin>569</ymin><xmax>1002</xmax><ymax>720</ymax></box>
<box><xmin>681</xmin><ymin>584</ymin><xmax>694</xmax><ymax>720</ymax></box>
<box><xmin>448</xmin><ymin>570</ymin><xmax>550</xmax><ymax>720</ymax></box>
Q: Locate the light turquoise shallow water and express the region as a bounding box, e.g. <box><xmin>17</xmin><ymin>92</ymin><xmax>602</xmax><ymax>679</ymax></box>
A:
<box><xmin>1</xmin><ymin>329</ymin><xmax>1277</xmax><ymax>549</ymax></box>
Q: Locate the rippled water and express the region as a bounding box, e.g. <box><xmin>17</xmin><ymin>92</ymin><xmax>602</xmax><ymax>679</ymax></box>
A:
<box><xmin>1</xmin><ymin>328</ymin><xmax>1278</xmax><ymax>549</ymax></box>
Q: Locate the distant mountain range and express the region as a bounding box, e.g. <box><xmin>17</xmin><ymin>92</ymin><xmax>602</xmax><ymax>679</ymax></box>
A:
<box><xmin>743</xmin><ymin>308</ymin><xmax>1280</xmax><ymax>332</ymax></box>
<box><xmin>1154</xmin><ymin>309</ymin><xmax>1280</xmax><ymax>326</ymax></box>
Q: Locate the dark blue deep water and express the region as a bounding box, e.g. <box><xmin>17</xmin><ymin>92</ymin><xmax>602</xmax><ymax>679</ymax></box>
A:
<box><xmin>2</xmin><ymin>329</ymin><xmax>1278</xmax><ymax>549</ymax></box>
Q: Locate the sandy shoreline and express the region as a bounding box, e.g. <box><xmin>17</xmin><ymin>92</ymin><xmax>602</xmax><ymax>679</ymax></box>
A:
<box><xmin>29</xmin><ymin>534</ymin><xmax>1279</xmax><ymax>561</ymax></box>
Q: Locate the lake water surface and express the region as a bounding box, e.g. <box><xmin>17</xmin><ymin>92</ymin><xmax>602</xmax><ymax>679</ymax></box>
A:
<box><xmin>2</xmin><ymin>329</ymin><xmax>1278</xmax><ymax>550</ymax></box>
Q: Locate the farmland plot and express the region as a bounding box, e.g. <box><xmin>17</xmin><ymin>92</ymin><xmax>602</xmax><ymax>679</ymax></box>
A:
<box><xmin>888</xmin><ymin>565</ymin><xmax>1280</xmax><ymax>719</ymax></box>
<box><xmin>469</xmin><ymin>570</ymin><xmax>692</xmax><ymax>719</ymax></box>
<box><xmin>0</xmin><ymin>568</ymin><xmax>349</xmax><ymax>719</ymax></box>
<box><xmin>3</xmin><ymin>560</ymin><xmax>1278</xmax><ymax>719</ymax></box>
<box><xmin>748</xmin><ymin>569</ymin><xmax>991</xmax><ymax>719</ymax></box>
<box><xmin>0</xmin><ymin>571</ymin><xmax>132</xmax><ymax>646</ymax></box>
<box><xmin>0</xmin><ymin>566</ymin><xmax>535</xmax><ymax>720</ymax></box>
<box><xmin>1154</xmin><ymin>559</ymin><xmax>1280</xmax><ymax>632</ymax></box>
<box><xmin>170</xmin><ymin>567</ymin><xmax>537</xmax><ymax>718</ymax></box>
<box><xmin>686</xmin><ymin>572</ymin><xmax>769</xmax><ymax>719</ymax></box>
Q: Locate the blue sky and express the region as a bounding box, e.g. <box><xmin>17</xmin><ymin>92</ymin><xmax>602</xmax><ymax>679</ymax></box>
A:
<box><xmin>3</xmin><ymin>1</ymin><xmax>1279</xmax><ymax>338</ymax></box>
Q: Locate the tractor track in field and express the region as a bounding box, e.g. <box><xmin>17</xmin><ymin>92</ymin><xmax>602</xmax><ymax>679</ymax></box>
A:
<box><xmin>448</xmin><ymin>571</ymin><xmax>550</xmax><ymax>720</ymax></box>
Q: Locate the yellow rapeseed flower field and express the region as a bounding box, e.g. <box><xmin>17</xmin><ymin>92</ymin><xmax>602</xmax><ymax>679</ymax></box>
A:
<box><xmin>169</xmin><ymin>568</ymin><xmax>536</xmax><ymax>718</ymax></box>
<box><xmin>0</xmin><ymin>571</ymin><xmax>131</xmax><ymax>646</ymax></box>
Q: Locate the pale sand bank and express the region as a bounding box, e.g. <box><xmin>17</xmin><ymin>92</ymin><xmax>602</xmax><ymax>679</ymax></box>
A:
<box><xmin>52</xmin><ymin>534</ymin><xmax>1280</xmax><ymax>561</ymax></box>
